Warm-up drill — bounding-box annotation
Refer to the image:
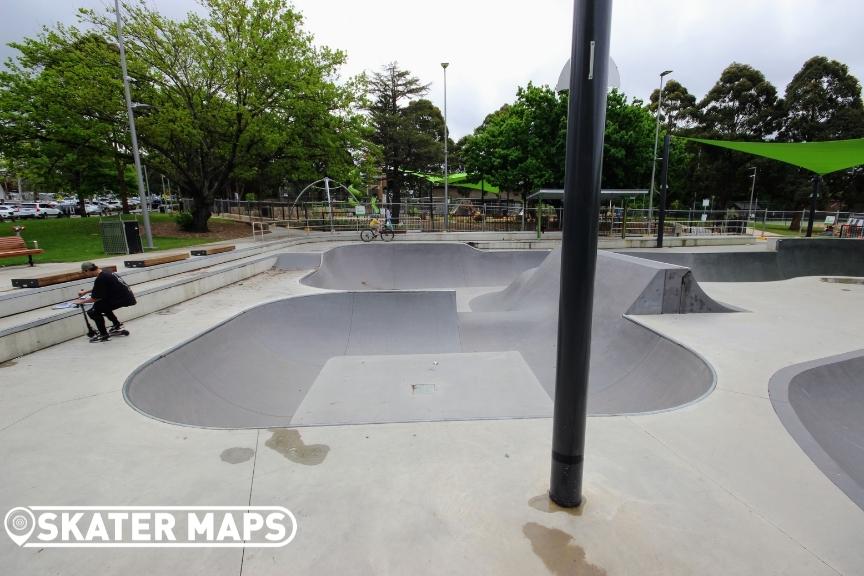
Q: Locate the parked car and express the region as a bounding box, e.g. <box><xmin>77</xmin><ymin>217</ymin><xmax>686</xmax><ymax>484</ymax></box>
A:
<box><xmin>0</xmin><ymin>204</ymin><xmax>19</xmax><ymax>221</ymax></box>
<box><xmin>84</xmin><ymin>203</ymin><xmax>103</xmax><ymax>215</ymax></box>
<box><xmin>18</xmin><ymin>202</ymin><xmax>62</xmax><ymax>219</ymax></box>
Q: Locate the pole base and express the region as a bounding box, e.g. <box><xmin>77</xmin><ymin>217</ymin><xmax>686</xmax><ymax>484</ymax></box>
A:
<box><xmin>549</xmin><ymin>459</ymin><xmax>584</xmax><ymax>508</ymax></box>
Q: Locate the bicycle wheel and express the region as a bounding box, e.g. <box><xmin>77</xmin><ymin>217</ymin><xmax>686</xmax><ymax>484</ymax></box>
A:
<box><xmin>360</xmin><ymin>229</ymin><xmax>375</xmax><ymax>242</ymax></box>
<box><xmin>381</xmin><ymin>228</ymin><xmax>395</xmax><ymax>242</ymax></box>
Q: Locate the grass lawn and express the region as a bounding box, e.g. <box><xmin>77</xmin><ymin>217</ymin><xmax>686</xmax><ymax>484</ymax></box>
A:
<box><xmin>0</xmin><ymin>214</ymin><xmax>251</xmax><ymax>266</ymax></box>
<box><xmin>753</xmin><ymin>221</ymin><xmax>823</xmax><ymax>237</ymax></box>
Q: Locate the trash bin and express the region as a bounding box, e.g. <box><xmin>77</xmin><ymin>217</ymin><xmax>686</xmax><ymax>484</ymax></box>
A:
<box><xmin>124</xmin><ymin>221</ymin><xmax>143</xmax><ymax>253</ymax></box>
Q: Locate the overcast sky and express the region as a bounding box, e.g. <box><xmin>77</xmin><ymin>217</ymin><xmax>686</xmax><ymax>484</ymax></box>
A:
<box><xmin>2</xmin><ymin>0</ymin><xmax>863</xmax><ymax>140</ymax></box>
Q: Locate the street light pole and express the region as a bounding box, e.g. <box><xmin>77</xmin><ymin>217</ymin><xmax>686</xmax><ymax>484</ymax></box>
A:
<box><xmin>549</xmin><ymin>0</ymin><xmax>613</xmax><ymax>508</ymax></box>
<box><xmin>441</xmin><ymin>62</ymin><xmax>450</xmax><ymax>232</ymax></box>
<box><xmin>648</xmin><ymin>69</ymin><xmax>672</xmax><ymax>234</ymax></box>
<box><xmin>115</xmin><ymin>0</ymin><xmax>153</xmax><ymax>249</ymax></box>
<box><xmin>747</xmin><ymin>166</ymin><xmax>757</xmax><ymax>233</ymax></box>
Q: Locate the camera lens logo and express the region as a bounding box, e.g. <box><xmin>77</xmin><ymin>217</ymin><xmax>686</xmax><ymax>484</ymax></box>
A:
<box><xmin>4</xmin><ymin>507</ymin><xmax>35</xmax><ymax>547</ymax></box>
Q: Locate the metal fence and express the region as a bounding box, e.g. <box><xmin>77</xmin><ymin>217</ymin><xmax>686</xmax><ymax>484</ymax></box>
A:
<box><xmin>212</xmin><ymin>198</ymin><xmax>769</xmax><ymax>238</ymax></box>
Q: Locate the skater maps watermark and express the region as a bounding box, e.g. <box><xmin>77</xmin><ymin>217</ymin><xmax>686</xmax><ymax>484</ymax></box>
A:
<box><xmin>4</xmin><ymin>506</ymin><xmax>296</xmax><ymax>548</ymax></box>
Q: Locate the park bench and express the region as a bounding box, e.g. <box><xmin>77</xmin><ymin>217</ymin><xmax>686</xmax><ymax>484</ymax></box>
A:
<box><xmin>190</xmin><ymin>245</ymin><xmax>235</xmax><ymax>256</ymax></box>
<box><xmin>0</xmin><ymin>236</ymin><xmax>44</xmax><ymax>267</ymax></box>
<box><xmin>11</xmin><ymin>265</ymin><xmax>118</xmax><ymax>289</ymax></box>
<box><xmin>124</xmin><ymin>253</ymin><xmax>190</xmax><ymax>268</ymax></box>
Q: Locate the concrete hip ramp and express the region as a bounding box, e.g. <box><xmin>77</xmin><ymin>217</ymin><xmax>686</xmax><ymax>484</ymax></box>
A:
<box><xmin>125</xmin><ymin>244</ymin><xmax>728</xmax><ymax>428</ymax></box>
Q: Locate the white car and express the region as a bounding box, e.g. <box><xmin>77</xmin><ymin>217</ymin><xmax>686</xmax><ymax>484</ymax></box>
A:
<box><xmin>18</xmin><ymin>202</ymin><xmax>62</xmax><ymax>219</ymax></box>
<box><xmin>0</xmin><ymin>205</ymin><xmax>19</xmax><ymax>221</ymax></box>
<box><xmin>84</xmin><ymin>203</ymin><xmax>103</xmax><ymax>215</ymax></box>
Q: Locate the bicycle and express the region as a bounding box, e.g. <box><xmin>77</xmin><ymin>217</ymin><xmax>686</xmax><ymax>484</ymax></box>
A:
<box><xmin>360</xmin><ymin>225</ymin><xmax>394</xmax><ymax>242</ymax></box>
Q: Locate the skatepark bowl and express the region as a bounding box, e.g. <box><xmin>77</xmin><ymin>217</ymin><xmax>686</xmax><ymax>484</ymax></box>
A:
<box><xmin>124</xmin><ymin>243</ymin><xmax>731</xmax><ymax>429</ymax></box>
<box><xmin>769</xmin><ymin>349</ymin><xmax>864</xmax><ymax>510</ymax></box>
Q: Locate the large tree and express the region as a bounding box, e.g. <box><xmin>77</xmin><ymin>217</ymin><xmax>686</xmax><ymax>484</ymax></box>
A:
<box><xmin>462</xmin><ymin>84</ymin><xmax>567</xmax><ymax>200</ymax></box>
<box><xmin>82</xmin><ymin>0</ymin><xmax>367</xmax><ymax>230</ymax></box>
<box><xmin>366</xmin><ymin>62</ymin><xmax>444</xmax><ymax>221</ymax></box>
<box><xmin>688</xmin><ymin>63</ymin><xmax>782</xmax><ymax>207</ymax></box>
<box><xmin>648</xmin><ymin>79</ymin><xmax>698</xmax><ymax>132</ymax></box>
<box><xmin>781</xmin><ymin>56</ymin><xmax>864</xmax><ymax>142</ymax></box>
<box><xmin>780</xmin><ymin>56</ymin><xmax>864</xmax><ymax>209</ymax></box>
<box><xmin>0</xmin><ymin>28</ymin><xmax>131</xmax><ymax>211</ymax></box>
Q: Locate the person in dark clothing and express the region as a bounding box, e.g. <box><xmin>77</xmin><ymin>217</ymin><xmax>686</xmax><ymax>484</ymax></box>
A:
<box><xmin>77</xmin><ymin>262</ymin><xmax>137</xmax><ymax>342</ymax></box>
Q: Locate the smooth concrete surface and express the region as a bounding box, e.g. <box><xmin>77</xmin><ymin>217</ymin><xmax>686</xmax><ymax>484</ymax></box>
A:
<box><xmin>621</xmin><ymin>237</ymin><xmax>864</xmax><ymax>282</ymax></box>
<box><xmin>2</xmin><ymin>265</ymin><xmax>864</xmax><ymax>575</ymax></box>
<box><xmin>301</xmin><ymin>242</ymin><xmax>548</xmax><ymax>290</ymax></box>
<box><xmin>465</xmin><ymin>249</ymin><xmax>726</xmax><ymax>414</ymax></box>
<box><xmin>125</xmin><ymin>246</ymin><xmax>723</xmax><ymax>427</ymax></box>
<box><xmin>292</xmin><ymin>352</ymin><xmax>552</xmax><ymax>426</ymax></box>
<box><xmin>769</xmin><ymin>349</ymin><xmax>864</xmax><ymax>509</ymax></box>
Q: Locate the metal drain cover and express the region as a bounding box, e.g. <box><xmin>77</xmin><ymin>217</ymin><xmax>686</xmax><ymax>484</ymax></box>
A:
<box><xmin>411</xmin><ymin>383</ymin><xmax>436</xmax><ymax>395</ymax></box>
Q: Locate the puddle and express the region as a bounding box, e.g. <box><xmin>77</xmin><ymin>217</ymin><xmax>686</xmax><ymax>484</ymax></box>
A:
<box><xmin>523</xmin><ymin>522</ymin><xmax>606</xmax><ymax>576</ymax></box>
<box><xmin>220</xmin><ymin>447</ymin><xmax>255</xmax><ymax>464</ymax></box>
<box><xmin>528</xmin><ymin>494</ymin><xmax>585</xmax><ymax>516</ymax></box>
<box><xmin>265</xmin><ymin>429</ymin><xmax>329</xmax><ymax>465</ymax></box>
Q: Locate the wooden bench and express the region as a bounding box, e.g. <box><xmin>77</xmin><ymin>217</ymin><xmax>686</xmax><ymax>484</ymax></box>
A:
<box><xmin>190</xmin><ymin>245</ymin><xmax>235</xmax><ymax>256</ymax></box>
<box><xmin>124</xmin><ymin>253</ymin><xmax>190</xmax><ymax>268</ymax></box>
<box><xmin>11</xmin><ymin>265</ymin><xmax>118</xmax><ymax>289</ymax></box>
<box><xmin>0</xmin><ymin>236</ymin><xmax>44</xmax><ymax>267</ymax></box>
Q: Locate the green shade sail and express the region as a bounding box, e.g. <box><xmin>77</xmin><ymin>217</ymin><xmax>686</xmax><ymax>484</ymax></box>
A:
<box><xmin>406</xmin><ymin>171</ymin><xmax>501</xmax><ymax>194</ymax></box>
<box><xmin>685</xmin><ymin>137</ymin><xmax>864</xmax><ymax>175</ymax></box>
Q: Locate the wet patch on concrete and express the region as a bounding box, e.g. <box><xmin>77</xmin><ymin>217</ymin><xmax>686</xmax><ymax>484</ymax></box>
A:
<box><xmin>523</xmin><ymin>522</ymin><xmax>605</xmax><ymax>576</ymax></box>
<box><xmin>528</xmin><ymin>494</ymin><xmax>585</xmax><ymax>516</ymax></box>
<box><xmin>220</xmin><ymin>447</ymin><xmax>255</xmax><ymax>464</ymax></box>
<box><xmin>265</xmin><ymin>429</ymin><xmax>329</xmax><ymax>465</ymax></box>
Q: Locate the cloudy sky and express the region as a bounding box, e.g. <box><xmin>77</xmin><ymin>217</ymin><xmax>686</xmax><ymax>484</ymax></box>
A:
<box><xmin>2</xmin><ymin>0</ymin><xmax>863</xmax><ymax>139</ymax></box>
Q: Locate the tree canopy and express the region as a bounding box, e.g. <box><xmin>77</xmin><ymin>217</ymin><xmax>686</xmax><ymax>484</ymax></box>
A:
<box><xmin>0</xmin><ymin>0</ymin><xmax>371</xmax><ymax>230</ymax></box>
<box><xmin>366</xmin><ymin>62</ymin><xmax>445</xmax><ymax>220</ymax></box>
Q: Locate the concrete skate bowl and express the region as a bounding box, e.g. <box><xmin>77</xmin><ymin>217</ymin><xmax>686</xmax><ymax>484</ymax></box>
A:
<box><xmin>769</xmin><ymin>350</ymin><xmax>864</xmax><ymax>510</ymax></box>
<box><xmin>124</xmin><ymin>245</ymin><xmax>729</xmax><ymax>429</ymax></box>
<box><xmin>301</xmin><ymin>242</ymin><xmax>550</xmax><ymax>290</ymax></box>
<box><xmin>619</xmin><ymin>238</ymin><xmax>864</xmax><ymax>282</ymax></box>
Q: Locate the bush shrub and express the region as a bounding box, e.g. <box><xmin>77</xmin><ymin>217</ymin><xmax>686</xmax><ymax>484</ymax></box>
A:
<box><xmin>174</xmin><ymin>211</ymin><xmax>196</xmax><ymax>232</ymax></box>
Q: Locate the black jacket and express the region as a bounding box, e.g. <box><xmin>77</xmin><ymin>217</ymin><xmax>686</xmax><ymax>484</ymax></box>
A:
<box><xmin>91</xmin><ymin>271</ymin><xmax>137</xmax><ymax>308</ymax></box>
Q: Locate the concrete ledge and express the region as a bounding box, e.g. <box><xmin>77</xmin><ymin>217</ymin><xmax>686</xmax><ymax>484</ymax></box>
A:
<box><xmin>0</xmin><ymin>255</ymin><xmax>277</xmax><ymax>363</ymax></box>
<box><xmin>124</xmin><ymin>253</ymin><xmax>190</xmax><ymax>267</ymax></box>
<box><xmin>0</xmin><ymin>236</ymin><xmax>300</xmax><ymax>318</ymax></box>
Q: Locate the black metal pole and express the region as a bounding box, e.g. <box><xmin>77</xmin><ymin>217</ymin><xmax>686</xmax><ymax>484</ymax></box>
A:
<box><xmin>549</xmin><ymin>0</ymin><xmax>613</xmax><ymax>508</ymax></box>
<box><xmin>806</xmin><ymin>176</ymin><xmax>820</xmax><ymax>237</ymax></box>
<box><xmin>656</xmin><ymin>134</ymin><xmax>670</xmax><ymax>248</ymax></box>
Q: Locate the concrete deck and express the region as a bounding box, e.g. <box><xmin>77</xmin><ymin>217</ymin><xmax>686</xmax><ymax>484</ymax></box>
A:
<box><xmin>1</xmin><ymin>242</ymin><xmax>863</xmax><ymax>574</ymax></box>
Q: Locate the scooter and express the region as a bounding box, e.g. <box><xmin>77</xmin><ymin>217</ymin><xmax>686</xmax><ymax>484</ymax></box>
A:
<box><xmin>76</xmin><ymin>302</ymin><xmax>130</xmax><ymax>340</ymax></box>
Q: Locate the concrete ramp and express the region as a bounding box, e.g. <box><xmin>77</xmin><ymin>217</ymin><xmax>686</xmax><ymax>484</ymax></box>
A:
<box><xmin>302</xmin><ymin>243</ymin><xmax>548</xmax><ymax>290</ymax></box>
<box><xmin>125</xmin><ymin>292</ymin><xmax>462</xmax><ymax>428</ymax></box>
<box><xmin>466</xmin><ymin>250</ymin><xmax>727</xmax><ymax>414</ymax></box>
<box><xmin>125</xmin><ymin>245</ymin><xmax>728</xmax><ymax>427</ymax></box>
<box><xmin>770</xmin><ymin>350</ymin><xmax>864</xmax><ymax>510</ymax></box>
<box><xmin>620</xmin><ymin>238</ymin><xmax>864</xmax><ymax>282</ymax></box>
